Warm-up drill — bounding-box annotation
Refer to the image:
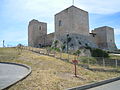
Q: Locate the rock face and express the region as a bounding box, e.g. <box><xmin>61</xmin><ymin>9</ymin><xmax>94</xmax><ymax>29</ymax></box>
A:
<box><xmin>54</xmin><ymin>34</ymin><xmax>97</xmax><ymax>51</ymax></box>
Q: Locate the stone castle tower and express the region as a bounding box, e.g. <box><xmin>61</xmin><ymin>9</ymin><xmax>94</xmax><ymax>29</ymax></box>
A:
<box><xmin>54</xmin><ymin>5</ymin><xmax>97</xmax><ymax>49</ymax></box>
<box><xmin>91</xmin><ymin>26</ymin><xmax>117</xmax><ymax>50</ymax></box>
<box><xmin>28</xmin><ymin>6</ymin><xmax>117</xmax><ymax>51</ymax></box>
<box><xmin>55</xmin><ymin>5</ymin><xmax>89</xmax><ymax>39</ymax></box>
<box><xmin>28</xmin><ymin>19</ymin><xmax>47</xmax><ymax>47</ymax></box>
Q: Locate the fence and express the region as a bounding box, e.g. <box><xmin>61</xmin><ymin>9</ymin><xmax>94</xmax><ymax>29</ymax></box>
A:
<box><xmin>93</xmin><ymin>57</ymin><xmax>120</xmax><ymax>68</ymax></box>
<box><xmin>20</xmin><ymin>46</ymin><xmax>120</xmax><ymax>68</ymax></box>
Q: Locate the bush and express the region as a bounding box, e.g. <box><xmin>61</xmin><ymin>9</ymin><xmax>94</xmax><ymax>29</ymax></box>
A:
<box><xmin>91</xmin><ymin>48</ymin><xmax>109</xmax><ymax>58</ymax></box>
<box><xmin>73</xmin><ymin>50</ymin><xmax>81</xmax><ymax>56</ymax></box>
<box><xmin>49</xmin><ymin>47</ymin><xmax>60</xmax><ymax>52</ymax></box>
<box><xmin>54</xmin><ymin>48</ymin><xmax>60</xmax><ymax>52</ymax></box>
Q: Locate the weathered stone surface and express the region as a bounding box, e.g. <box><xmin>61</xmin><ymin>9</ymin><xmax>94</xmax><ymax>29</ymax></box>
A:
<box><xmin>54</xmin><ymin>34</ymin><xmax>97</xmax><ymax>51</ymax></box>
<box><xmin>91</xmin><ymin>26</ymin><xmax>117</xmax><ymax>51</ymax></box>
<box><xmin>46</xmin><ymin>33</ymin><xmax>54</xmax><ymax>46</ymax></box>
<box><xmin>55</xmin><ymin>5</ymin><xmax>89</xmax><ymax>40</ymax></box>
<box><xmin>28</xmin><ymin>19</ymin><xmax>47</xmax><ymax>47</ymax></box>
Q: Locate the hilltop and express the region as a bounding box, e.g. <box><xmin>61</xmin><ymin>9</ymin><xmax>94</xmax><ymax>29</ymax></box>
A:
<box><xmin>0</xmin><ymin>48</ymin><xmax>120</xmax><ymax>90</ymax></box>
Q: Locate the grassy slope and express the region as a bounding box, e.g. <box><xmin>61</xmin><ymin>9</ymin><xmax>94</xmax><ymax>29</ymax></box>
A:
<box><xmin>0</xmin><ymin>48</ymin><xmax>120</xmax><ymax>90</ymax></box>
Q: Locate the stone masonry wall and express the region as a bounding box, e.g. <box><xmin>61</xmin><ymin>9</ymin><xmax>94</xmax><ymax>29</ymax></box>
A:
<box><xmin>46</xmin><ymin>33</ymin><xmax>54</xmax><ymax>46</ymax></box>
<box><xmin>55</xmin><ymin>6</ymin><xmax>89</xmax><ymax>40</ymax></box>
<box><xmin>92</xmin><ymin>26</ymin><xmax>117</xmax><ymax>50</ymax></box>
<box><xmin>28</xmin><ymin>19</ymin><xmax>47</xmax><ymax>47</ymax></box>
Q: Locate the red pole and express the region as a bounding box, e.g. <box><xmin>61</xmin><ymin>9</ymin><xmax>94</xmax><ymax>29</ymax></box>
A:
<box><xmin>72</xmin><ymin>60</ymin><xmax>78</xmax><ymax>77</ymax></box>
<box><xmin>75</xmin><ymin>64</ymin><xmax>77</xmax><ymax>77</ymax></box>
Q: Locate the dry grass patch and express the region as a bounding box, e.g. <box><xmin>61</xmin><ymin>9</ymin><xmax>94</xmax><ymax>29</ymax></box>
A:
<box><xmin>0</xmin><ymin>48</ymin><xmax>120</xmax><ymax>90</ymax></box>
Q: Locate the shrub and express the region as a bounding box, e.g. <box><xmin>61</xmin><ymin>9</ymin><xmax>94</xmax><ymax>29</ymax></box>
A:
<box><xmin>50</xmin><ymin>47</ymin><xmax>60</xmax><ymax>52</ymax></box>
<box><xmin>73</xmin><ymin>50</ymin><xmax>81</xmax><ymax>56</ymax></box>
<box><xmin>91</xmin><ymin>48</ymin><xmax>109</xmax><ymax>58</ymax></box>
<box><xmin>54</xmin><ymin>48</ymin><xmax>60</xmax><ymax>52</ymax></box>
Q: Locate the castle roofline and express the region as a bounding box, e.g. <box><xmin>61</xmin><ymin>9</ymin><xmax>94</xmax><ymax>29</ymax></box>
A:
<box><xmin>94</xmin><ymin>26</ymin><xmax>114</xmax><ymax>30</ymax></box>
<box><xmin>55</xmin><ymin>5</ymin><xmax>88</xmax><ymax>16</ymax></box>
<box><xmin>29</xmin><ymin>19</ymin><xmax>47</xmax><ymax>25</ymax></box>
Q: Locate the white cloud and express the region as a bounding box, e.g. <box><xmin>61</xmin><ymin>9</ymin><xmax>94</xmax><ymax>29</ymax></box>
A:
<box><xmin>75</xmin><ymin>0</ymin><xmax>120</xmax><ymax>14</ymax></box>
<box><xmin>2</xmin><ymin>0</ymin><xmax>120</xmax><ymax>23</ymax></box>
<box><xmin>2</xmin><ymin>0</ymin><xmax>71</xmax><ymax>21</ymax></box>
<box><xmin>1</xmin><ymin>0</ymin><xmax>120</xmax><ymax>47</ymax></box>
<box><xmin>114</xmin><ymin>28</ymin><xmax>120</xmax><ymax>35</ymax></box>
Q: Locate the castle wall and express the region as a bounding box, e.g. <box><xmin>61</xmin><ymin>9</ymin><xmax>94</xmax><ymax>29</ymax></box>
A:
<box><xmin>55</xmin><ymin>6</ymin><xmax>89</xmax><ymax>40</ymax></box>
<box><xmin>46</xmin><ymin>33</ymin><xmax>54</xmax><ymax>46</ymax></box>
<box><xmin>92</xmin><ymin>26</ymin><xmax>117</xmax><ymax>50</ymax></box>
<box><xmin>28</xmin><ymin>19</ymin><xmax>47</xmax><ymax>47</ymax></box>
<box><xmin>28</xmin><ymin>6</ymin><xmax>117</xmax><ymax>51</ymax></box>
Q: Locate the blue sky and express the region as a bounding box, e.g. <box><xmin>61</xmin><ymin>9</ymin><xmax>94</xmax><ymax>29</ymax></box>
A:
<box><xmin>0</xmin><ymin>0</ymin><xmax>120</xmax><ymax>48</ymax></box>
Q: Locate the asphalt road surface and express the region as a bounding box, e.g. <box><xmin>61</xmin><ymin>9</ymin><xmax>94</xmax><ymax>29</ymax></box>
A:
<box><xmin>88</xmin><ymin>80</ymin><xmax>120</xmax><ymax>90</ymax></box>
<box><xmin>0</xmin><ymin>63</ymin><xmax>29</xmax><ymax>89</ymax></box>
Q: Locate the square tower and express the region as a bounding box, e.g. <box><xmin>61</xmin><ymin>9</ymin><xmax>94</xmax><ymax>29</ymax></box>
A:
<box><xmin>55</xmin><ymin>5</ymin><xmax>89</xmax><ymax>39</ymax></box>
<box><xmin>28</xmin><ymin>19</ymin><xmax>47</xmax><ymax>47</ymax></box>
<box><xmin>92</xmin><ymin>26</ymin><xmax>117</xmax><ymax>50</ymax></box>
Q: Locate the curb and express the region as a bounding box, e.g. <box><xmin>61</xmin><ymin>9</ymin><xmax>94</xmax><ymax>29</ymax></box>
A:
<box><xmin>67</xmin><ymin>76</ymin><xmax>120</xmax><ymax>90</ymax></box>
<box><xmin>0</xmin><ymin>62</ymin><xmax>32</xmax><ymax>90</ymax></box>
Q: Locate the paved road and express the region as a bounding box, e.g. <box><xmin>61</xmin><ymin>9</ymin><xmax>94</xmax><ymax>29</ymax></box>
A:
<box><xmin>0</xmin><ymin>63</ymin><xmax>29</xmax><ymax>89</ymax></box>
<box><xmin>88</xmin><ymin>80</ymin><xmax>120</xmax><ymax>90</ymax></box>
<box><xmin>110</xmin><ymin>54</ymin><xmax>120</xmax><ymax>56</ymax></box>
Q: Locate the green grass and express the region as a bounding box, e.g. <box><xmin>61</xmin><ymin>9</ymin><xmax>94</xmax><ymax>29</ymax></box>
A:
<box><xmin>0</xmin><ymin>47</ymin><xmax>120</xmax><ymax>90</ymax></box>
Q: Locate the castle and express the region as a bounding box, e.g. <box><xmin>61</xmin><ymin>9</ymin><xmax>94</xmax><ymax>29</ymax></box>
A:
<box><xmin>28</xmin><ymin>5</ymin><xmax>117</xmax><ymax>51</ymax></box>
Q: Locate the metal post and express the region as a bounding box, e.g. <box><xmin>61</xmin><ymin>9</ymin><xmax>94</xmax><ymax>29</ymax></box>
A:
<box><xmin>103</xmin><ymin>57</ymin><xmax>105</xmax><ymax>67</ymax></box>
<box><xmin>66</xmin><ymin>34</ymin><xmax>69</xmax><ymax>53</ymax></box>
<box><xmin>74</xmin><ymin>64</ymin><xmax>77</xmax><ymax>77</ymax></box>
<box><xmin>88</xmin><ymin>57</ymin><xmax>90</xmax><ymax>65</ymax></box>
<box><xmin>3</xmin><ymin>40</ymin><xmax>5</xmax><ymax>47</ymax></box>
<box><xmin>44</xmin><ymin>35</ymin><xmax>46</xmax><ymax>47</ymax></box>
<box><xmin>115</xmin><ymin>59</ymin><xmax>118</xmax><ymax>68</ymax></box>
<box><xmin>68</xmin><ymin>53</ymin><xmax>69</xmax><ymax>61</ymax></box>
<box><xmin>60</xmin><ymin>52</ymin><xmax>62</xmax><ymax>59</ymax></box>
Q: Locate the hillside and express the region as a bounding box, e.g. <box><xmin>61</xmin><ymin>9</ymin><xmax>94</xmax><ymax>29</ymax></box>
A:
<box><xmin>0</xmin><ymin>48</ymin><xmax>120</xmax><ymax>90</ymax></box>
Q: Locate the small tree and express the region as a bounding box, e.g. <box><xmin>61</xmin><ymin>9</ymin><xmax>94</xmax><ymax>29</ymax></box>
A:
<box><xmin>73</xmin><ymin>50</ymin><xmax>81</xmax><ymax>56</ymax></box>
<box><xmin>73</xmin><ymin>50</ymin><xmax>81</xmax><ymax>60</ymax></box>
